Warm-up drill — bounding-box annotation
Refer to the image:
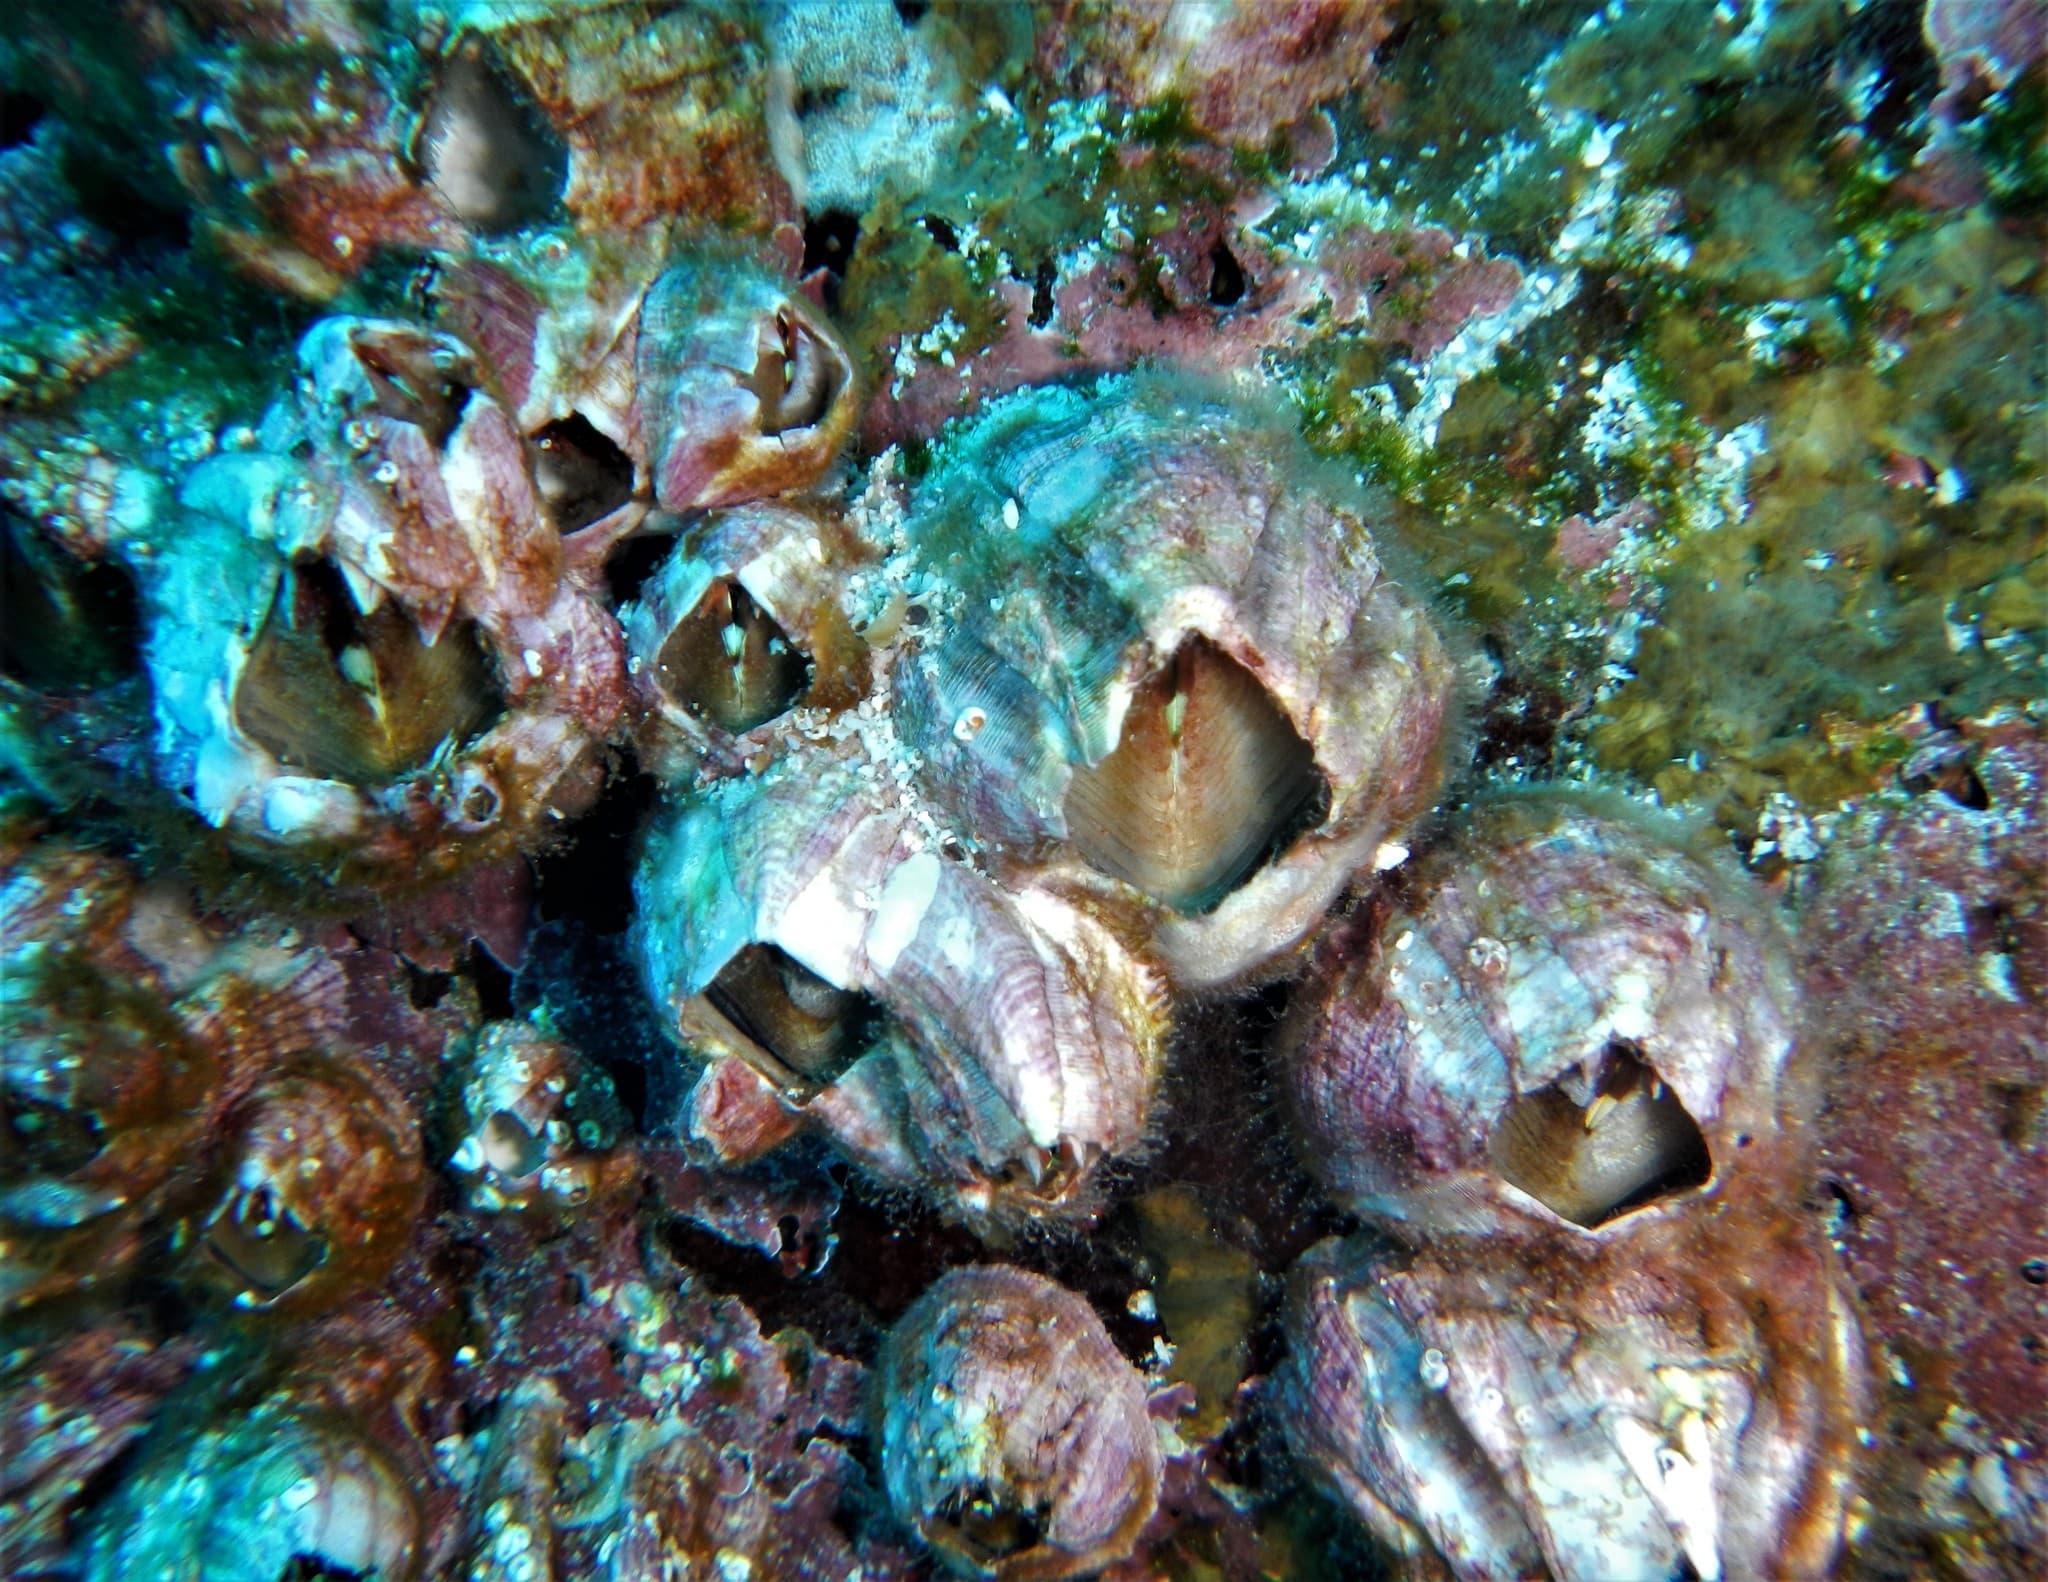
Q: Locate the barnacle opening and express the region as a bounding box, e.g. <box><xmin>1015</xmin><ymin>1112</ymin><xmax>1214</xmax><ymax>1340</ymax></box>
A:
<box><xmin>234</xmin><ymin>556</ymin><xmax>503</xmax><ymax>785</ymax></box>
<box><xmin>704</xmin><ymin>943</ymin><xmax>881</xmax><ymax>1086</ymax></box>
<box><xmin>531</xmin><ymin>412</ymin><xmax>634</xmax><ymax>534</ymax></box>
<box><xmin>1</xmin><ymin>512</ymin><xmax>142</xmax><ymax>691</ymax></box>
<box><xmin>1065</xmin><ymin>638</ymin><xmax>1328</xmax><ymax>912</ymax></box>
<box><xmin>655</xmin><ymin>577</ymin><xmax>809</xmax><ymax>734</ymax></box>
<box><xmin>1487</xmin><ymin>1043</ymin><xmax>1712</xmax><ymax>1227</ymax></box>
<box><xmin>480</xmin><ymin>1110</ymin><xmax>547</xmax><ymax>1177</ymax></box>
<box><xmin>202</xmin><ymin>1183</ymin><xmax>329</xmax><ymax>1300</ymax></box>
<box><xmin>416</xmin><ymin>35</ymin><xmax>567</xmax><ymax>233</ymax></box>
<box><xmin>744</xmin><ymin>306</ymin><xmax>848</xmax><ymax>436</ymax></box>
<box><xmin>933</xmin><ymin>1484</ymin><xmax>1049</xmax><ymax>1565</ymax></box>
<box><xmin>347</xmin><ymin>325</ymin><xmax>474</xmax><ymax>448</ymax></box>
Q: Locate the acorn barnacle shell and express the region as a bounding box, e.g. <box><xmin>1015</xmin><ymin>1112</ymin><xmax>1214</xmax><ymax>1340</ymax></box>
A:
<box><xmin>621</xmin><ymin>500</ymin><xmax>873</xmax><ymax>780</ymax></box>
<box><xmin>876</xmin><ymin>1265</ymin><xmax>1162</xmax><ymax>1580</ymax></box>
<box><xmin>447</xmin><ymin>1020</ymin><xmax>627</xmax><ymax>1213</ymax></box>
<box><xmin>894</xmin><ymin>376</ymin><xmax>1457</xmax><ymax>988</ymax></box>
<box><xmin>188</xmin><ymin>1057</ymin><xmax>425</xmax><ymax>1316</ymax></box>
<box><xmin>82</xmin><ymin>1393</ymin><xmax>424</xmax><ymax>1582</ymax></box>
<box><xmin>141</xmin><ymin>313</ymin><xmax>623</xmax><ymax>878</ymax></box>
<box><xmin>633</xmin><ymin>736</ymin><xmax>1168</xmax><ymax>1228</ymax></box>
<box><xmin>1283</xmin><ymin>793</ymin><xmax>1804</xmax><ymax>1238</ymax></box>
<box><xmin>635</xmin><ymin>252</ymin><xmax>859</xmax><ymax>513</ymax></box>
<box><xmin>1279</xmin><ymin>1228</ymin><xmax>1867</xmax><ymax>1582</ymax></box>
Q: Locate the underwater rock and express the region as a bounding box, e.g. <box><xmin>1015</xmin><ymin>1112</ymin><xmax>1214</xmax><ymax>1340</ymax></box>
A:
<box><xmin>634</xmin><ymin>734</ymin><xmax>1168</xmax><ymax>1229</ymax></box>
<box><xmin>1281</xmin><ymin>1225</ymin><xmax>1867</xmax><ymax>1582</ymax></box>
<box><xmin>1801</xmin><ymin>711</ymin><xmax>2048</xmax><ymax>1570</ymax></box>
<box><xmin>1039</xmin><ymin>0</ymin><xmax>1394</xmax><ymax>147</ymax></box>
<box><xmin>1283</xmin><ymin>793</ymin><xmax>1805</xmax><ymax>1237</ymax></box>
<box><xmin>894</xmin><ymin>377</ymin><xmax>1456</xmax><ymax>988</ymax></box>
<box><xmin>446</xmin><ymin>1215</ymin><xmax>904</xmax><ymax>1581</ymax></box>
<box><xmin>876</xmin><ymin>1265</ymin><xmax>1162</xmax><ymax>1580</ymax></box>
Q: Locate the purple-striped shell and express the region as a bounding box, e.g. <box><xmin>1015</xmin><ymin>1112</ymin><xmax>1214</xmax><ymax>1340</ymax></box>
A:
<box><xmin>621</xmin><ymin>501</ymin><xmax>873</xmax><ymax>780</ymax></box>
<box><xmin>890</xmin><ymin>376</ymin><xmax>1457</xmax><ymax>988</ymax></box>
<box><xmin>632</xmin><ymin>735</ymin><xmax>1167</xmax><ymax>1229</ymax></box>
<box><xmin>635</xmin><ymin>252</ymin><xmax>859</xmax><ymax>514</ymax></box>
<box><xmin>1280</xmin><ymin>1224</ymin><xmax>1867</xmax><ymax>1582</ymax></box>
<box><xmin>1283</xmin><ymin>793</ymin><xmax>1805</xmax><ymax>1238</ymax></box>
<box><xmin>876</xmin><ymin>1265</ymin><xmax>1162</xmax><ymax>1580</ymax></box>
<box><xmin>143</xmin><ymin>315</ymin><xmax>623</xmax><ymax>878</ymax></box>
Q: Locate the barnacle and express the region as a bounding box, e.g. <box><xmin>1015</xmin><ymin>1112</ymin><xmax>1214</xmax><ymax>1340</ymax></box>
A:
<box><xmin>188</xmin><ymin>1060</ymin><xmax>424</xmax><ymax>1316</ymax></box>
<box><xmin>636</xmin><ymin>254</ymin><xmax>861</xmax><ymax>512</ymax></box>
<box><xmin>1282</xmin><ymin>793</ymin><xmax>1804</xmax><ymax>1237</ymax></box>
<box><xmin>892</xmin><ymin>377</ymin><xmax>1456</xmax><ymax>987</ymax></box>
<box><xmin>876</xmin><ymin>1266</ymin><xmax>1162</xmax><ymax>1579</ymax></box>
<box><xmin>446</xmin><ymin>1020</ymin><xmax>629</xmax><ymax>1213</ymax></box>
<box><xmin>1276</xmin><ymin>795</ymin><xmax>1869</xmax><ymax>1577</ymax></box>
<box><xmin>634</xmin><ymin>738</ymin><xmax>1167</xmax><ymax>1227</ymax></box>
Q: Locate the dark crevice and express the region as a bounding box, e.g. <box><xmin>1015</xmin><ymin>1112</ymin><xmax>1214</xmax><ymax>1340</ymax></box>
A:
<box><xmin>795</xmin><ymin>83</ymin><xmax>847</xmax><ymax>119</ymax></box>
<box><xmin>514</xmin><ymin>920</ymin><xmax>665</xmax><ymax>1129</ymax></box>
<box><xmin>604</xmin><ymin>532</ymin><xmax>676</xmax><ymax>608</ymax></box>
<box><xmin>1207</xmin><ymin>238</ymin><xmax>1247</xmax><ymax>307</ymax></box>
<box><xmin>531</xmin><ymin>413</ymin><xmax>633</xmax><ymax>535</ymax></box>
<box><xmin>462</xmin><ymin>939</ymin><xmax>516</xmax><ymax>1022</ymax></box>
<box><xmin>0</xmin><ymin>513</ymin><xmax>143</xmax><ymax>691</ymax></box>
<box><xmin>0</xmin><ymin>90</ymin><xmax>46</xmax><ymax>150</ymax></box>
<box><xmin>801</xmin><ymin>208</ymin><xmax>861</xmax><ymax>311</ymax></box>
<box><xmin>403</xmin><ymin>961</ymin><xmax>454</xmax><ymax>1010</ymax></box>
<box><xmin>531</xmin><ymin>756</ymin><xmax>657</xmax><ymax>936</ymax></box>
<box><xmin>1028</xmin><ymin>258</ymin><xmax>1057</xmax><ymax>328</ymax></box>
<box><xmin>920</xmin><ymin>213</ymin><xmax>959</xmax><ymax>253</ymax></box>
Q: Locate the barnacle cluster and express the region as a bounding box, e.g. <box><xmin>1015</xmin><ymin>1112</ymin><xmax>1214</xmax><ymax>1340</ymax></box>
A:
<box><xmin>3</xmin><ymin>2</ymin><xmax>2043</xmax><ymax>1580</ymax></box>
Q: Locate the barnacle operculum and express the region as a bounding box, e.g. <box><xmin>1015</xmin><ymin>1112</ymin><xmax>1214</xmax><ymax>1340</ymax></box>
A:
<box><xmin>1487</xmin><ymin>1043</ymin><xmax>1712</xmax><ymax>1228</ymax></box>
<box><xmin>233</xmin><ymin>556</ymin><xmax>502</xmax><ymax>785</ymax></box>
<box><xmin>704</xmin><ymin>943</ymin><xmax>881</xmax><ymax>1086</ymax></box>
<box><xmin>200</xmin><ymin>1181</ymin><xmax>328</xmax><ymax>1299</ymax></box>
<box><xmin>935</xmin><ymin>1487</ymin><xmax>1052</xmax><ymax>1570</ymax></box>
<box><xmin>653</xmin><ymin>576</ymin><xmax>808</xmax><ymax>734</ymax></box>
<box><xmin>346</xmin><ymin>322</ymin><xmax>476</xmax><ymax>448</ymax></box>
<box><xmin>477</xmin><ymin>1109</ymin><xmax>547</xmax><ymax>1177</ymax></box>
<box><xmin>744</xmin><ymin>303</ymin><xmax>850</xmax><ymax>437</ymax></box>
<box><xmin>1065</xmin><ymin>637</ymin><xmax>1328</xmax><ymax>911</ymax></box>
<box><xmin>415</xmin><ymin>33</ymin><xmax>567</xmax><ymax>233</ymax></box>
